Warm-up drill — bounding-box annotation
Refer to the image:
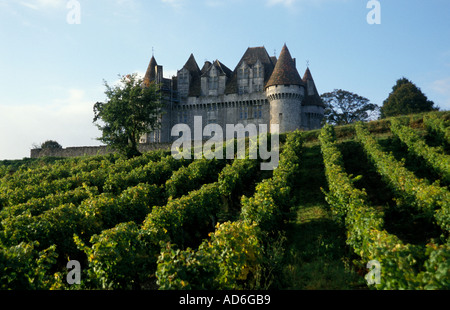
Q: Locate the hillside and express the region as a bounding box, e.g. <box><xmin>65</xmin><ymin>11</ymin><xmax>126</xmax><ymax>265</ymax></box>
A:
<box><xmin>0</xmin><ymin>111</ymin><xmax>449</xmax><ymax>290</ymax></box>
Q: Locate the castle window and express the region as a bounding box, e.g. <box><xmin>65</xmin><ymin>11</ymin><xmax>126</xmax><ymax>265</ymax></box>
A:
<box><xmin>239</xmin><ymin>106</ymin><xmax>249</xmax><ymax>119</ymax></box>
<box><xmin>238</xmin><ymin>85</ymin><xmax>249</xmax><ymax>95</ymax></box>
<box><xmin>238</xmin><ymin>67</ymin><xmax>249</xmax><ymax>79</ymax></box>
<box><xmin>253</xmin><ymin>65</ymin><xmax>263</xmax><ymax>78</ymax></box>
<box><xmin>209</xmin><ymin>76</ymin><xmax>218</xmax><ymax>90</ymax></box>
<box><xmin>179</xmin><ymin>71</ymin><xmax>189</xmax><ymax>83</ymax></box>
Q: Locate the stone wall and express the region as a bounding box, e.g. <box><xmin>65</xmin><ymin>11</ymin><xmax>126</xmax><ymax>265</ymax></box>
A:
<box><xmin>30</xmin><ymin>143</ymin><xmax>173</xmax><ymax>159</ymax></box>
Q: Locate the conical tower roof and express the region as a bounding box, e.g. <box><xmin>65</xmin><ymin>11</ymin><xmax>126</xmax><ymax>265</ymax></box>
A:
<box><xmin>302</xmin><ymin>67</ymin><xmax>325</xmax><ymax>107</ymax></box>
<box><xmin>143</xmin><ymin>56</ymin><xmax>158</xmax><ymax>86</ymax></box>
<box><xmin>182</xmin><ymin>53</ymin><xmax>202</xmax><ymax>96</ymax></box>
<box><xmin>183</xmin><ymin>53</ymin><xmax>201</xmax><ymax>73</ymax></box>
<box><xmin>265</xmin><ymin>44</ymin><xmax>304</xmax><ymax>89</ymax></box>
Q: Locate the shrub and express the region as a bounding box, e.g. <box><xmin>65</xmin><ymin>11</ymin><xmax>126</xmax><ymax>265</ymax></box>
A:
<box><xmin>74</xmin><ymin>222</ymin><xmax>153</xmax><ymax>289</ymax></box>
<box><xmin>0</xmin><ymin>242</ymin><xmax>57</xmax><ymax>289</ymax></box>
<box><xmin>156</xmin><ymin>221</ymin><xmax>262</xmax><ymax>290</ymax></box>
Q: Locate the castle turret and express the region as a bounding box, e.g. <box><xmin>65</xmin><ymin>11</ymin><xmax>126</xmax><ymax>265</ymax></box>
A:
<box><xmin>265</xmin><ymin>44</ymin><xmax>305</xmax><ymax>134</ymax></box>
<box><xmin>143</xmin><ymin>55</ymin><xmax>158</xmax><ymax>87</ymax></box>
<box><xmin>302</xmin><ymin>67</ymin><xmax>325</xmax><ymax>130</ymax></box>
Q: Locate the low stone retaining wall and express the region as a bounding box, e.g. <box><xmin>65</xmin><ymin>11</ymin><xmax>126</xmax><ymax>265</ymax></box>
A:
<box><xmin>30</xmin><ymin>143</ymin><xmax>173</xmax><ymax>159</ymax></box>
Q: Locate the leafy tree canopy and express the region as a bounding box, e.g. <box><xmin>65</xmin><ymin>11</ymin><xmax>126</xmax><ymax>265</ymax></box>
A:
<box><xmin>321</xmin><ymin>89</ymin><xmax>379</xmax><ymax>125</ymax></box>
<box><xmin>40</xmin><ymin>140</ymin><xmax>63</xmax><ymax>150</ymax></box>
<box><xmin>380</xmin><ymin>77</ymin><xmax>438</xmax><ymax>118</ymax></box>
<box><xmin>93</xmin><ymin>73</ymin><xmax>163</xmax><ymax>158</ymax></box>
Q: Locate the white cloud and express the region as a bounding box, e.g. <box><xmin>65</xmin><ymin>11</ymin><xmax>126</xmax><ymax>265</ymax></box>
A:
<box><xmin>19</xmin><ymin>0</ymin><xmax>64</xmax><ymax>10</ymax></box>
<box><xmin>431</xmin><ymin>78</ymin><xmax>450</xmax><ymax>95</ymax></box>
<box><xmin>266</xmin><ymin>0</ymin><xmax>348</xmax><ymax>9</ymax></box>
<box><xmin>161</xmin><ymin>0</ymin><xmax>185</xmax><ymax>9</ymax></box>
<box><xmin>267</xmin><ymin>0</ymin><xmax>297</xmax><ymax>7</ymax></box>
<box><xmin>0</xmin><ymin>89</ymin><xmax>102</xmax><ymax>160</ymax></box>
<box><xmin>205</xmin><ymin>0</ymin><xmax>226</xmax><ymax>7</ymax></box>
<box><xmin>430</xmin><ymin>78</ymin><xmax>450</xmax><ymax>110</ymax></box>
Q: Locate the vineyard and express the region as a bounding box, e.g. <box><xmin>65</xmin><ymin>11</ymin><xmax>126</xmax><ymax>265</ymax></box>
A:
<box><xmin>0</xmin><ymin>111</ymin><xmax>449</xmax><ymax>290</ymax></box>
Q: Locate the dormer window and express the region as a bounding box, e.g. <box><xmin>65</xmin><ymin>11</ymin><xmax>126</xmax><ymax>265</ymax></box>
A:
<box><xmin>253</xmin><ymin>65</ymin><xmax>263</xmax><ymax>78</ymax></box>
<box><xmin>179</xmin><ymin>70</ymin><xmax>189</xmax><ymax>83</ymax></box>
<box><xmin>209</xmin><ymin>76</ymin><xmax>218</xmax><ymax>90</ymax></box>
<box><xmin>238</xmin><ymin>65</ymin><xmax>249</xmax><ymax>79</ymax></box>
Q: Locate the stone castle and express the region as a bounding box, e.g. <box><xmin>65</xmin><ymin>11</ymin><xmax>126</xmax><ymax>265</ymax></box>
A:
<box><xmin>140</xmin><ymin>44</ymin><xmax>325</xmax><ymax>144</ymax></box>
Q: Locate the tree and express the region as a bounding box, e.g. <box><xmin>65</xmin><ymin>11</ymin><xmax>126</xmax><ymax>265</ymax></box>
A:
<box><xmin>321</xmin><ymin>89</ymin><xmax>379</xmax><ymax>125</ymax></box>
<box><xmin>93</xmin><ymin>73</ymin><xmax>163</xmax><ymax>158</ymax></box>
<box><xmin>380</xmin><ymin>77</ymin><xmax>438</xmax><ymax>118</ymax></box>
<box><xmin>40</xmin><ymin>140</ymin><xmax>63</xmax><ymax>150</ymax></box>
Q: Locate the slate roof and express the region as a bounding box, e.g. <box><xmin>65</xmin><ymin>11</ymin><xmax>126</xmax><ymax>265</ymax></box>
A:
<box><xmin>201</xmin><ymin>60</ymin><xmax>233</xmax><ymax>78</ymax></box>
<box><xmin>225</xmin><ymin>46</ymin><xmax>276</xmax><ymax>94</ymax></box>
<box><xmin>265</xmin><ymin>44</ymin><xmax>304</xmax><ymax>89</ymax></box>
<box><xmin>302</xmin><ymin>67</ymin><xmax>325</xmax><ymax>107</ymax></box>
<box><xmin>143</xmin><ymin>56</ymin><xmax>158</xmax><ymax>86</ymax></box>
<box><xmin>182</xmin><ymin>54</ymin><xmax>202</xmax><ymax>97</ymax></box>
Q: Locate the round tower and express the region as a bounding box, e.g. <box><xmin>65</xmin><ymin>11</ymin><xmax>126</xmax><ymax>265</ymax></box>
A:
<box><xmin>265</xmin><ymin>44</ymin><xmax>305</xmax><ymax>134</ymax></box>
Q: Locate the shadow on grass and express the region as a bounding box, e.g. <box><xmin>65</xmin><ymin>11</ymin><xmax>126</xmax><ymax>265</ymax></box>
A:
<box><xmin>278</xmin><ymin>143</ymin><xmax>366</xmax><ymax>290</ymax></box>
<box><xmin>281</xmin><ymin>205</ymin><xmax>366</xmax><ymax>290</ymax></box>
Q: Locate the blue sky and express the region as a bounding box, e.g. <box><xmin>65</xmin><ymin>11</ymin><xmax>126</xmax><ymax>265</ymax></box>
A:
<box><xmin>1</xmin><ymin>0</ymin><xmax>449</xmax><ymax>160</ymax></box>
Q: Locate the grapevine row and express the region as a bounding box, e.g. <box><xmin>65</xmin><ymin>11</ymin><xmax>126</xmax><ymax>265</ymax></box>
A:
<box><xmin>0</xmin><ymin>150</ymin><xmax>171</xmax><ymax>208</ymax></box>
<box><xmin>0</xmin><ymin>153</ymin><xmax>191</xmax><ymax>288</ymax></box>
<box><xmin>155</xmin><ymin>131</ymin><xmax>303</xmax><ymax>289</ymax></box>
<box><xmin>319</xmin><ymin>124</ymin><xmax>449</xmax><ymax>289</ymax></box>
<box><xmin>423</xmin><ymin>112</ymin><xmax>450</xmax><ymax>145</ymax></box>
<box><xmin>390</xmin><ymin>118</ymin><xmax>450</xmax><ymax>183</ymax></box>
<box><xmin>355</xmin><ymin>122</ymin><xmax>450</xmax><ymax>234</ymax></box>
<box><xmin>73</xmin><ymin>155</ymin><xmax>257</xmax><ymax>289</ymax></box>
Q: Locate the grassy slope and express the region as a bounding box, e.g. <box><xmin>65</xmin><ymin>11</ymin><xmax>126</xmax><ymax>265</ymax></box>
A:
<box><xmin>281</xmin><ymin>142</ymin><xmax>366</xmax><ymax>289</ymax></box>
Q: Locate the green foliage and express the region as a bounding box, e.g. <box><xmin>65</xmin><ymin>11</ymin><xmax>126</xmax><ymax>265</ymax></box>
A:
<box><xmin>79</xmin><ymin>183</ymin><xmax>163</xmax><ymax>231</ymax></box>
<box><xmin>141</xmin><ymin>182</ymin><xmax>223</xmax><ymax>249</ymax></box>
<box><xmin>319</xmin><ymin>123</ymin><xmax>449</xmax><ymax>289</ymax></box>
<box><xmin>321</xmin><ymin>89</ymin><xmax>379</xmax><ymax>125</ymax></box>
<box><xmin>423</xmin><ymin>112</ymin><xmax>450</xmax><ymax>146</ymax></box>
<box><xmin>0</xmin><ymin>242</ymin><xmax>58</xmax><ymax>290</ymax></box>
<box><xmin>240</xmin><ymin>130</ymin><xmax>303</xmax><ymax>233</ymax></box>
<box><xmin>318</xmin><ymin>124</ymin><xmax>366</xmax><ymax>221</ymax></box>
<box><xmin>165</xmin><ymin>158</ymin><xmax>226</xmax><ymax>199</ymax></box>
<box><xmin>156</xmin><ymin>221</ymin><xmax>262</xmax><ymax>290</ymax></box>
<box><xmin>0</xmin><ymin>115</ymin><xmax>448</xmax><ymax>290</ymax></box>
<box><xmin>74</xmin><ymin>222</ymin><xmax>152</xmax><ymax>289</ymax></box>
<box><xmin>355</xmin><ymin>122</ymin><xmax>450</xmax><ymax>234</ymax></box>
<box><xmin>102</xmin><ymin>155</ymin><xmax>188</xmax><ymax>194</ymax></box>
<box><xmin>40</xmin><ymin>140</ymin><xmax>63</xmax><ymax>150</ymax></box>
<box><xmin>154</xmin><ymin>131</ymin><xmax>303</xmax><ymax>290</ymax></box>
<box><xmin>380</xmin><ymin>78</ymin><xmax>437</xmax><ymax>118</ymax></box>
<box><xmin>390</xmin><ymin>118</ymin><xmax>450</xmax><ymax>183</ymax></box>
<box><xmin>93</xmin><ymin>73</ymin><xmax>163</xmax><ymax>158</ymax></box>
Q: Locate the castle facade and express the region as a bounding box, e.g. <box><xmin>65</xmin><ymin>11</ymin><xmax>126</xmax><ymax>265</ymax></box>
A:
<box><xmin>140</xmin><ymin>44</ymin><xmax>325</xmax><ymax>144</ymax></box>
